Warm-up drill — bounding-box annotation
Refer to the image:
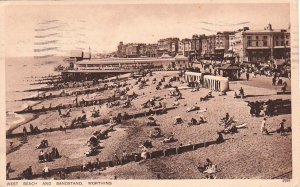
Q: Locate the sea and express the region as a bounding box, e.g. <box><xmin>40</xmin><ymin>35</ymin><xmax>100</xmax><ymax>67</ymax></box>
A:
<box><xmin>5</xmin><ymin>57</ymin><xmax>63</xmax><ymax>130</ymax></box>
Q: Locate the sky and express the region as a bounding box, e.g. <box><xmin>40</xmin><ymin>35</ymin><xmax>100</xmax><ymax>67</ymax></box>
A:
<box><xmin>4</xmin><ymin>3</ymin><xmax>290</xmax><ymax>57</ymax></box>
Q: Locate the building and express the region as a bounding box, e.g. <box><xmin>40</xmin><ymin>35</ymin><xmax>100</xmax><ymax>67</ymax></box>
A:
<box><xmin>117</xmin><ymin>42</ymin><xmax>125</xmax><ymax>57</ymax></box>
<box><xmin>125</xmin><ymin>43</ymin><xmax>141</xmax><ymax>58</ymax></box>
<box><xmin>242</xmin><ymin>24</ymin><xmax>290</xmax><ymax>62</ymax></box>
<box><xmin>171</xmin><ymin>40</ymin><xmax>179</xmax><ymax>57</ymax></box>
<box><xmin>145</xmin><ymin>44</ymin><xmax>158</xmax><ymax>57</ymax></box>
<box><xmin>117</xmin><ymin>42</ymin><xmax>152</xmax><ymax>58</ymax></box>
<box><xmin>231</xmin><ymin>27</ymin><xmax>249</xmax><ymax>62</ymax></box>
<box><xmin>182</xmin><ymin>38</ymin><xmax>192</xmax><ymax>57</ymax></box>
<box><xmin>157</xmin><ymin>38</ymin><xmax>179</xmax><ymax>57</ymax></box>
<box><xmin>177</xmin><ymin>40</ymin><xmax>184</xmax><ymax>55</ymax></box>
<box><xmin>191</xmin><ymin>34</ymin><xmax>204</xmax><ymax>61</ymax></box>
<box><xmin>201</xmin><ymin>35</ymin><xmax>216</xmax><ymax>59</ymax></box>
<box><xmin>215</xmin><ymin>31</ymin><xmax>235</xmax><ymax>59</ymax></box>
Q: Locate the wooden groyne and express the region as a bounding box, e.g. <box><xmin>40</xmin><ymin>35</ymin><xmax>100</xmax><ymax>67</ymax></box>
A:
<box><xmin>7</xmin><ymin>107</ymin><xmax>176</xmax><ymax>138</ymax></box>
<box><xmin>8</xmin><ymin>138</ymin><xmax>218</xmax><ymax>180</ymax></box>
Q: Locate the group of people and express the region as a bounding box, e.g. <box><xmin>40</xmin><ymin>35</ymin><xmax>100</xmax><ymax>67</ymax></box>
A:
<box><xmin>22</xmin><ymin>124</ymin><xmax>41</xmax><ymax>137</ymax></box>
<box><xmin>248</xmin><ymin>101</ymin><xmax>264</xmax><ymax>117</ymax></box>
<box><xmin>188</xmin><ymin>115</ymin><xmax>207</xmax><ymax>126</ymax></box>
<box><xmin>200</xmin><ymin>91</ymin><xmax>213</xmax><ymax>101</ymax></box>
<box><xmin>111</xmin><ymin>151</ymin><xmax>130</xmax><ymax>165</ymax></box>
<box><xmin>261</xmin><ymin>118</ymin><xmax>288</xmax><ymax>136</ymax></box>
<box><xmin>38</xmin><ymin>147</ymin><xmax>60</xmax><ymax>163</ymax></box>
<box><xmin>234</xmin><ymin>87</ymin><xmax>245</xmax><ymax>99</ymax></box>
<box><xmin>248</xmin><ymin>100</ymin><xmax>278</xmax><ymax>117</ymax></box>
<box><xmin>81</xmin><ymin>158</ymin><xmax>104</xmax><ymax>172</ymax></box>
<box><xmin>162</xmin><ymin>132</ymin><xmax>175</xmax><ymax>143</ymax></box>
<box><xmin>198</xmin><ymin>158</ymin><xmax>219</xmax><ymax>178</ymax></box>
<box><xmin>36</xmin><ymin>139</ymin><xmax>49</xmax><ymax>149</ymax></box>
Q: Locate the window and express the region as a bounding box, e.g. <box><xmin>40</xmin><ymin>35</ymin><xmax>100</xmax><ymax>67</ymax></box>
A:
<box><xmin>281</xmin><ymin>41</ymin><xmax>284</xmax><ymax>46</ymax></box>
<box><xmin>256</xmin><ymin>36</ymin><xmax>259</xmax><ymax>40</ymax></box>
<box><xmin>247</xmin><ymin>36</ymin><xmax>251</xmax><ymax>39</ymax></box>
<box><xmin>263</xmin><ymin>36</ymin><xmax>268</xmax><ymax>39</ymax></box>
<box><xmin>263</xmin><ymin>41</ymin><xmax>267</xmax><ymax>46</ymax></box>
<box><xmin>286</xmin><ymin>41</ymin><xmax>289</xmax><ymax>45</ymax></box>
<box><xmin>281</xmin><ymin>36</ymin><xmax>284</xmax><ymax>39</ymax></box>
<box><xmin>256</xmin><ymin>41</ymin><xmax>259</xmax><ymax>46</ymax></box>
<box><xmin>276</xmin><ymin>41</ymin><xmax>279</xmax><ymax>46</ymax></box>
<box><xmin>247</xmin><ymin>41</ymin><xmax>251</xmax><ymax>46</ymax></box>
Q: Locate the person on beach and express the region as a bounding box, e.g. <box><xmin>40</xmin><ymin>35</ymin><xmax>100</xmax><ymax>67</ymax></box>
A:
<box><xmin>42</xmin><ymin>165</ymin><xmax>50</xmax><ymax>178</ymax></box>
<box><xmin>63</xmin><ymin>123</ymin><xmax>67</xmax><ymax>134</ymax></box>
<box><xmin>254</xmin><ymin>101</ymin><xmax>261</xmax><ymax>117</ymax></box>
<box><xmin>216</xmin><ymin>131</ymin><xmax>224</xmax><ymax>144</ymax></box>
<box><xmin>23</xmin><ymin>166</ymin><xmax>33</xmax><ymax>179</ymax></box>
<box><xmin>30</xmin><ymin>124</ymin><xmax>34</xmax><ymax>134</ymax></box>
<box><xmin>39</xmin><ymin>150</ymin><xmax>45</xmax><ymax>162</ymax></box>
<box><xmin>93</xmin><ymin>158</ymin><xmax>102</xmax><ymax>170</ymax></box>
<box><xmin>204</xmin><ymin>158</ymin><xmax>213</xmax><ymax>169</ymax></box>
<box><xmin>272</xmin><ymin>76</ymin><xmax>277</xmax><ymax>85</ymax></box>
<box><xmin>58</xmin><ymin>107</ymin><xmax>62</xmax><ymax>115</ymax></box>
<box><xmin>239</xmin><ymin>87</ymin><xmax>245</xmax><ymax>99</ymax></box>
<box><xmin>122</xmin><ymin>150</ymin><xmax>128</xmax><ymax>164</ymax></box>
<box><xmin>141</xmin><ymin>148</ymin><xmax>148</xmax><ymax>160</ymax></box>
<box><xmin>23</xmin><ymin>126</ymin><xmax>28</xmax><ymax>137</ymax></box>
<box><xmin>81</xmin><ymin>161</ymin><xmax>87</xmax><ymax>172</ymax></box>
<box><xmin>55</xmin><ymin>148</ymin><xmax>60</xmax><ymax>158</ymax></box>
<box><xmin>221</xmin><ymin>113</ymin><xmax>230</xmax><ymax>123</ymax></box>
<box><xmin>6</xmin><ymin>162</ymin><xmax>12</xmax><ymax>179</ymax></box>
<box><xmin>277</xmin><ymin>119</ymin><xmax>286</xmax><ymax>136</ymax></box>
<box><xmin>261</xmin><ymin>118</ymin><xmax>269</xmax><ymax>135</ymax></box>
<box><xmin>112</xmin><ymin>154</ymin><xmax>120</xmax><ymax>165</ymax></box>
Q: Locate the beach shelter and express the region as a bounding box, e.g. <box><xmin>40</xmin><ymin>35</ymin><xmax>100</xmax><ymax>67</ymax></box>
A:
<box><xmin>218</xmin><ymin>64</ymin><xmax>240</xmax><ymax>81</ymax></box>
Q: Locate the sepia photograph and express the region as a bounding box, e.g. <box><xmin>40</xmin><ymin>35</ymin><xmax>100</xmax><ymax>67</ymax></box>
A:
<box><xmin>1</xmin><ymin>0</ymin><xmax>299</xmax><ymax>185</ymax></box>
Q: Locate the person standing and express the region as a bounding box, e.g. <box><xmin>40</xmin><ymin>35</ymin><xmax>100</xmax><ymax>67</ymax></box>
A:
<box><xmin>278</xmin><ymin>119</ymin><xmax>286</xmax><ymax>136</ymax></box>
<box><xmin>58</xmin><ymin>106</ymin><xmax>62</xmax><ymax>115</ymax></box>
<box><xmin>272</xmin><ymin>76</ymin><xmax>277</xmax><ymax>85</ymax></box>
<box><xmin>239</xmin><ymin>87</ymin><xmax>245</xmax><ymax>99</ymax></box>
<box><xmin>63</xmin><ymin>123</ymin><xmax>67</xmax><ymax>134</ymax></box>
<box><xmin>261</xmin><ymin>118</ymin><xmax>269</xmax><ymax>135</ymax></box>
<box><xmin>246</xmin><ymin>72</ymin><xmax>250</xmax><ymax>81</ymax></box>
<box><xmin>43</xmin><ymin>165</ymin><xmax>50</xmax><ymax>178</ymax></box>
<box><xmin>23</xmin><ymin>126</ymin><xmax>28</xmax><ymax>137</ymax></box>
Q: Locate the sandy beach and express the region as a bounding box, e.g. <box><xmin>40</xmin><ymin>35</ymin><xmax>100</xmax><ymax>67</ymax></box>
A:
<box><xmin>6</xmin><ymin>70</ymin><xmax>292</xmax><ymax>179</ymax></box>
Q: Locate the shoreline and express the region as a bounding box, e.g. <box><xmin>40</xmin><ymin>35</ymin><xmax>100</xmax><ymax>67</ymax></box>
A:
<box><xmin>6</xmin><ymin>113</ymin><xmax>40</xmax><ymax>135</ymax></box>
<box><xmin>6</xmin><ymin>100</ymin><xmax>43</xmax><ymax>134</ymax></box>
